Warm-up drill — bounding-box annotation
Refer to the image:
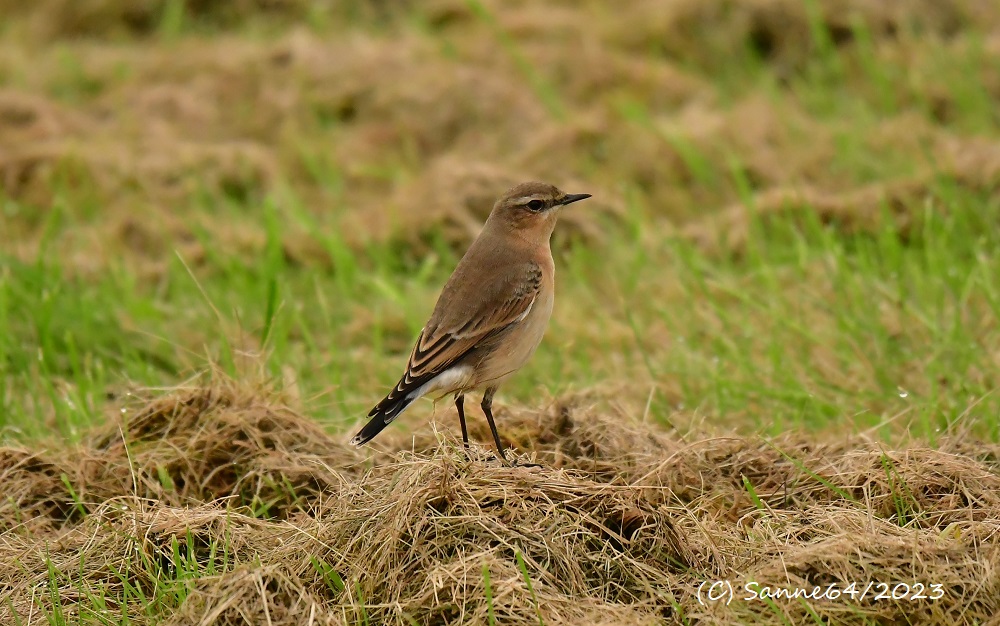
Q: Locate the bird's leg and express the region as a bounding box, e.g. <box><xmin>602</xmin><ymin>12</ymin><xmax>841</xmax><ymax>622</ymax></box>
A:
<box><xmin>479</xmin><ymin>389</ymin><xmax>542</xmax><ymax>467</ymax></box>
<box><xmin>481</xmin><ymin>388</ymin><xmax>543</xmax><ymax>469</ymax></box>
<box><xmin>455</xmin><ymin>393</ymin><xmax>470</xmax><ymax>451</ymax></box>
<box><xmin>480</xmin><ymin>387</ymin><xmax>511</xmax><ymax>465</ymax></box>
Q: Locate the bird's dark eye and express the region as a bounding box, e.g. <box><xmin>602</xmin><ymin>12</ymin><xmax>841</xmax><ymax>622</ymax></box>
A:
<box><xmin>527</xmin><ymin>199</ymin><xmax>545</xmax><ymax>211</ymax></box>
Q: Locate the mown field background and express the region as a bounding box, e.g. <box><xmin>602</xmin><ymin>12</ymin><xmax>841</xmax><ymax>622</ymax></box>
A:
<box><xmin>2</xmin><ymin>1</ymin><xmax>999</xmax><ymax>624</ymax></box>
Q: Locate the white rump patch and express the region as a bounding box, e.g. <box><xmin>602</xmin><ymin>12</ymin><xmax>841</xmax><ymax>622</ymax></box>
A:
<box><xmin>408</xmin><ymin>365</ymin><xmax>473</xmax><ymax>402</ymax></box>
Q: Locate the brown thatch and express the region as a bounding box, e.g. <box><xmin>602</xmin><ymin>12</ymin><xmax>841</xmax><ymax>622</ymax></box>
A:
<box><xmin>2</xmin><ymin>382</ymin><xmax>998</xmax><ymax>625</ymax></box>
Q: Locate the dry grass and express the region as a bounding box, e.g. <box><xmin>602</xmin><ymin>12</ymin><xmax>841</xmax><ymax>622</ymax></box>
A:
<box><xmin>2</xmin><ymin>380</ymin><xmax>999</xmax><ymax>624</ymax></box>
<box><xmin>681</xmin><ymin>127</ymin><xmax>1000</xmax><ymax>255</ymax></box>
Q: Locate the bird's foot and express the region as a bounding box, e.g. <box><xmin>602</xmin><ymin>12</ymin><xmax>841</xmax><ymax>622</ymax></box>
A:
<box><xmin>462</xmin><ymin>446</ymin><xmax>495</xmax><ymax>464</ymax></box>
<box><xmin>498</xmin><ymin>450</ymin><xmax>543</xmax><ymax>468</ymax></box>
<box><xmin>511</xmin><ymin>460</ymin><xmax>543</xmax><ymax>468</ymax></box>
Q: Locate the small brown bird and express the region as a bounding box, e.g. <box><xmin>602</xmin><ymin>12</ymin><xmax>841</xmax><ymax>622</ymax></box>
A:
<box><xmin>352</xmin><ymin>181</ymin><xmax>591</xmax><ymax>462</ymax></box>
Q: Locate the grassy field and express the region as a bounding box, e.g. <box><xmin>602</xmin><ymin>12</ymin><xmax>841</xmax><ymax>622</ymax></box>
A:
<box><xmin>2</xmin><ymin>0</ymin><xmax>1000</xmax><ymax>624</ymax></box>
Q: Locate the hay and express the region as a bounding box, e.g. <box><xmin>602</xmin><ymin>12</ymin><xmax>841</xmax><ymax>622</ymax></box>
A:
<box><xmin>2</xmin><ymin>382</ymin><xmax>999</xmax><ymax>624</ymax></box>
<box><xmin>0</xmin><ymin>380</ymin><xmax>364</xmax><ymax>535</ymax></box>
<box><xmin>680</xmin><ymin>130</ymin><xmax>1000</xmax><ymax>256</ymax></box>
<box><xmin>605</xmin><ymin>0</ymin><xmax>993</xmax><ymax>73</ymax></box>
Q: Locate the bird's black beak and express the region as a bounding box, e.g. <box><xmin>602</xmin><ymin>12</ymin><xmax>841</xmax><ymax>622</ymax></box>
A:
<box><xmin>558</xmin><ymin>193</ymin><xmax>591</xmax><ymax>206</ymax></box>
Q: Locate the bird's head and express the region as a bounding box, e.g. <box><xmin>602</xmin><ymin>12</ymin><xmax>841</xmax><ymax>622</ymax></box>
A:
<box><xmin>487</xmin><ymin>181</ymin><xmax>591</xmax><ymax>240</ymax></box>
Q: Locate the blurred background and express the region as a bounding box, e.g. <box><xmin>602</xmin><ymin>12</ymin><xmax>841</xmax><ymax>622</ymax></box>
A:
<box><xmin>1</xmin><ymin>0</ymin><xmax>999</xmax><ymax>442</ymax></box>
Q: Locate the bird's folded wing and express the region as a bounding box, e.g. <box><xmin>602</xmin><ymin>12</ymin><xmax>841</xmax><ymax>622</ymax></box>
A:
<box><xmin>396</xmin><ymin>262</ymin><xmax>543</xmax><ymax>392</ymax></box>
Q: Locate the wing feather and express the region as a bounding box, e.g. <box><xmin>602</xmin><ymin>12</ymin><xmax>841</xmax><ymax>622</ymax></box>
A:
<box><xmin>367</xmin><ymin>262</ymin><xmax>542</xmax><ymax>415</ymax></box>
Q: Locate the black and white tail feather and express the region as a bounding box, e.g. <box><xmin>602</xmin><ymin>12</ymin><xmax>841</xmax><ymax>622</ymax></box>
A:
<box><xmin>349</xmin><ymin>321</ymin><xmax>484</xmax><ymax>446</ymax></box>
<box><xmin>350</xmin><ymin>358</ymin><xmax>442</xmax><ymax>445</ymax></box>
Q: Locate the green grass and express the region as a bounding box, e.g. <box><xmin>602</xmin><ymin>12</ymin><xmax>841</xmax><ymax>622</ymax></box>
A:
<box><xmin>5</xmin><ymin>177</ymin><xmax>997</xmax><ymax>444</ymax></box>
<box><xmin>482</xmin><ymin>562</ymin><xmax>496</xmax><ymax>626</ymax></box>
<box><xmin>31</xmin><ymin>528</ymin><xmax>235</xmax><ymax>625</ymax></box>
<box><xmin>515</xmin><ymin>551</ymin><xmax>544</xmax><ymax>626</ymax></box>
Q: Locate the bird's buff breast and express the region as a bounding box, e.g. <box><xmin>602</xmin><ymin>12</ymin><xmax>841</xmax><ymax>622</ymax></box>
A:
<box><xmin>417</xmin><ymin>289</ymin><xmax>553</xmax><ymax>401</ymax></box>
<box><xmin>469</xmin><ymin>285</ymin><xmax>554</xmax><ymax>389</ymax></box>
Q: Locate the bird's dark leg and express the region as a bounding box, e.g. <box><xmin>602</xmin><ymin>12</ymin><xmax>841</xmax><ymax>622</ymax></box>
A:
<box><xmin>455</xmin><ymin>393</ymin><xmax>469</xmax><ymax>450</ymax></box>
<box><xmin>480</xmin><ymin>387</ymin><xmax>510</xmax><ymax>465</ymax></box>
<box><xmin>480</xmin><ymin>388</ymin><xmax>542</xmax><ymax>467</ymax></box>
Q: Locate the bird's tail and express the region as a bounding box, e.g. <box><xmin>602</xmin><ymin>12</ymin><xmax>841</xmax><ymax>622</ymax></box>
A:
<box><xmin>350</xmin><ymin>385</ymin><xmax>417</xmax><ymax>446</ymax></box>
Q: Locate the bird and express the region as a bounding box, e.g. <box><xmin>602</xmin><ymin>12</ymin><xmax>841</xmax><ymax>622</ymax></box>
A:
<box><xmin>351</xmin><ymin>181</ymin><xmax>591</xmax><ymax>463</ymax></box>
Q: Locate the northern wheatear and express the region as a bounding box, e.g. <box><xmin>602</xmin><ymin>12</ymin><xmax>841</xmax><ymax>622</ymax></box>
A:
<box><xmin>351</xmin><ymin>181</ymin><xmax>591</xmax><ymax>463</ymax></box>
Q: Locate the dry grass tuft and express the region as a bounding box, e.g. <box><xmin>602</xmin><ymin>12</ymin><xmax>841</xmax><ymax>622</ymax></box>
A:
<box><xmin>0</xmin><ymin>381</ymin><xmax>364</xmax><ymax>534</ymax></box>
<box><xmin>681</xmin><ymin>132</ymin><xmax>1000</xmax><ymax>255</ymax></box>
<box><xmin>3</xmin><ymin>382</ymin><xmax>999</xmax><ymax>624</ymax></box>
<box><xmin>607</xmin><ymin>0</ymin><xmax>996</xmax><ymax>74</ymax></box>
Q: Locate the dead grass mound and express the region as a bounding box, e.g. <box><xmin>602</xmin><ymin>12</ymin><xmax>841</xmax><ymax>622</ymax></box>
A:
<box><xmin>3</xmin><ymin>382</ymin><xmax>998</xmax><ymax>624</ymax></box>
<box><xmin>732</xmin><ymin>504</ymin><xmax>999</xmax><ymax>624</ymax></box>
<box><xmin>408</xmin><ymin>399</ymin><xmax>1000</xmax><ymax>524</ymax></box>
<box><xmin>680</xmin><ymin>131</ymin><xmax>1000</xmax><ymax>255</ymax></box>
<box><xmin>606</xmin><ymin>0</ymin><xmax>994</xmax><ymax>73</ymax></box>
<box><xmin>301</xmin><ymin>453</ymin><xmax>691</xmax><ymax>624</ymax></box>
<box><xmin>0</xmin><ymin>380</ymin><xmax>363</xmax><ymax>534</ymax></box>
